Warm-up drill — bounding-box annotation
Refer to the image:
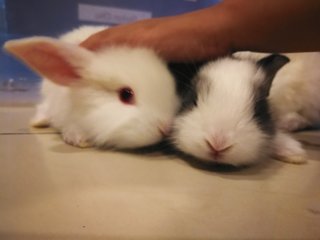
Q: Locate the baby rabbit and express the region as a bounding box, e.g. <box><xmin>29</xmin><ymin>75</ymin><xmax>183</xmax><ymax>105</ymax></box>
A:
<box><xmin>172</xmin><ymin>54</ymin><xmax>306</xmax><ymax>166</ymax></box>
<box><xmin>235</xmin><ymin>51</ymin><xmax>320</xmax><ymax>131</ymax></box>
<box><xmin>4</xmin><ymin>26</ymin><xmax>180</xmax><ymax>149</ymax></box>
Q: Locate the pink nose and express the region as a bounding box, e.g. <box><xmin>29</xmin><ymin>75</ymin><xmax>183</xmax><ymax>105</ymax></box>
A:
<box><xmin>206</xmin><ymin>139</ymin><xmax>233</xmax><ymax>158</ymax></box>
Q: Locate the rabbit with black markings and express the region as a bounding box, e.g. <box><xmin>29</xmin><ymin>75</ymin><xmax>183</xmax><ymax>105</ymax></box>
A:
<box><xmin>4</xmin><ymin>26</ymin><xmax>180</xmax><ymax>149</ymax></box>
<box><xmin>172</xmin><ymin>54</ymin><xmax>307</xmax><ymax>166</ymax></box>
<box><xmin>235</xmin><ymin>51</ymin><xmax>320</xmax><ymax>132</ymax></box>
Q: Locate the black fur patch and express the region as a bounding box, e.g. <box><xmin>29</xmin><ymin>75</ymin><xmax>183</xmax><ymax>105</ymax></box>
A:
<box><xmin>252</xmin><ymin>54</ymin><xmax>289</xmax><ymax>135</ymax></box>
<box><xmin>168</xmin><ymin>62</ymin><xmax>205</xmax><ymax>112</ymax></box>
<box><xmin>253</xmin><ymin>96</ymin><xmax>276</xmax><ymax>135</ymax></box>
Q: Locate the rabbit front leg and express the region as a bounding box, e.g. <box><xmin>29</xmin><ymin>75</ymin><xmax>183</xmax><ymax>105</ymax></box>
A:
<box><xmin>61</xmin><ymin>126</ymin><xmax>92</xmax><ymax>148</ymax></box>
<box><xmin>30</xmin><ymin>102</ymin><xmax>51</xmax><ymax>128</ymax></box>
<box><xmin>273</xmin><ymin>131</ymin><xmax>307</xmax><ymax>164</ymax></box>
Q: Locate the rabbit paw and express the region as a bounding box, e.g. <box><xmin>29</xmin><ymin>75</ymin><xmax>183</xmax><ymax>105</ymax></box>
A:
<box><xmin>30</xmin><ymin>114</ymin><xmax>50</xmax><ymax>128</ymax></box>
<box><xmin>273</xmin><ymin>132</ymin><xmax>307</xmax><ymax>164</ymax></box>
<box><xmin>31</xmin><ymin>102</ymin><xmax>50</xmax><ymax>128</ymax></box>
<box><xmin>62</xmin><ymin>129</ymin><xmax>92</xmax><ymax>148</ymax></box>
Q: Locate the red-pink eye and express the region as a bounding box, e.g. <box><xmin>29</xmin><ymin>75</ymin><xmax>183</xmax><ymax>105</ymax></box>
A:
<box><xmin>118</xmin><ymin>87</ymin><xmax>135</xmax><ymax>104</ymax></box>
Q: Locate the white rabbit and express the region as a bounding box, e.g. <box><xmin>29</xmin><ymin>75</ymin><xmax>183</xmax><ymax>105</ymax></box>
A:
<box><xmin>172</xmin><ymin>54</ymin><xmax>307</xmax><ymax>166</ymax></box>
<box><xmin>4</xmin><ymin>26</ymin><xmax>180</xmax><ymax>149</ymax></box>
<box><xmin>234</xmin><ymin>51</ymin><xmax>320</xmax><ymax>132</ymax></box>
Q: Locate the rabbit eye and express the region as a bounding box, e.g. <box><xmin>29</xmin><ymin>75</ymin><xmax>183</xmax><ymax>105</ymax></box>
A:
<box><xmin>119</xmin><ymin>87</ymin><xmax>135</xmax><ymax>104</ymax></box>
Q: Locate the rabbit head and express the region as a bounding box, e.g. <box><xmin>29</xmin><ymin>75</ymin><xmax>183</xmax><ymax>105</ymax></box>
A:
<box><xmin>172</xmin><ymin>54</ymin><xmax>289</xmax><ymax>166</ymax></box>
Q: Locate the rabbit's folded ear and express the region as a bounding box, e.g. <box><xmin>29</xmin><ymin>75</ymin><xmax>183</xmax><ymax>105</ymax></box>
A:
<box><xmin>4</xmin><ymin>37</ymin><xmax>93</xmax><ymax>86</ymax></box>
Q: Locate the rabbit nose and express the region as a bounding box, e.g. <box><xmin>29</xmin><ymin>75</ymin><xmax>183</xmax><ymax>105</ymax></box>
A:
<box><xmin>205</xmin><ymin>138</ymin><xmax>233</xmax><ymax>158</ymax></box>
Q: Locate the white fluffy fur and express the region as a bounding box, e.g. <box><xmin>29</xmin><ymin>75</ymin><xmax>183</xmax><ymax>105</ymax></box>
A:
<box><xmin>173</xmin><ymin>58</ymin><xmax>272</xmax><ymax>166</ymax></box>
<box><xmin>173</xmin><ymin>57</ymin><xmax>307</xmax><ymax>166</ymax></box>
<box><xmin>235</xmin><ymin>51</ymin><xmax>320</xmax><ymax>131</ymax></box>
<box><xmin>5</xmin><ymin>26</ymin><xmax>180</xmax><ymax>149</ymax></box>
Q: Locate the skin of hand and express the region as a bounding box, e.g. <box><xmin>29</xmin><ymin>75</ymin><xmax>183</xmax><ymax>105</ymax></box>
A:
<box><xmin>227</xmin><ymin>0</ymin><xmax>320</xmax><ymax>53</ymax></box>
<box><xmin>80</xmin><ymin>0</ymin><xmax>320</xmax><ymax>62</ymax></box>
<box><xmin>80</xmin><ymin>6</ymin><xmax>232</xmax><ymax>62</ymax></box>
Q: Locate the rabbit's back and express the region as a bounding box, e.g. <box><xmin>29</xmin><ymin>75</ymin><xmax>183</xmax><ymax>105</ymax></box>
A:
<box><xmin>270</xmin><ymin>52</ymin><xmax>320</xmax><ymax>128</ymax></box>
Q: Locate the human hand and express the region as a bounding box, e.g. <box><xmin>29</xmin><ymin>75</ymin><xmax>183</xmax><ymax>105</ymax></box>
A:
<box><xmin>80</xmin><ymin>6</ymin><xmax>232</xmax><ymax>62</ymax></box>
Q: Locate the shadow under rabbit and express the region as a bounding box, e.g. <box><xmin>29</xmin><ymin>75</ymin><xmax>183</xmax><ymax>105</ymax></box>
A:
<box><xmin>45</xmin><ymin>132</ymin><xmax>292</xmax><ymax>180</ymax></box>
<box><xmin>121</xmin><ymin>139</ymin><xmax>286</xmax><ymax>179</ymax></box>
<box><xmin>47</xmin><ymin>134</ymin><xmax>285</xmax><ymax>179</ymax></box>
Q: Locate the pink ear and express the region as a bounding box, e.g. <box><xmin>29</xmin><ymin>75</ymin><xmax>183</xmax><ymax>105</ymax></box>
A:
<box><xmin>4</xmin><ymin>37</ymin><xmax>92</xmax><ymax>86</ymax></box>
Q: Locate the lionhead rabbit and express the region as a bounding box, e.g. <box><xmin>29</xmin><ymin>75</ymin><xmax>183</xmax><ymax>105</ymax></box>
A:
<box><xmin>172</xmin><ymin>54</ymin><xmax>307</xmax><ymax>166</ymax></box>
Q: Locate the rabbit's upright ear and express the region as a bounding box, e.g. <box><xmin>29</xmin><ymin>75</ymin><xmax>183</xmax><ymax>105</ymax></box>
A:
<box><xmin>4</xmin><ymin>37</ymin><xmax>93</xmax><ymax>86</ymax></box>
